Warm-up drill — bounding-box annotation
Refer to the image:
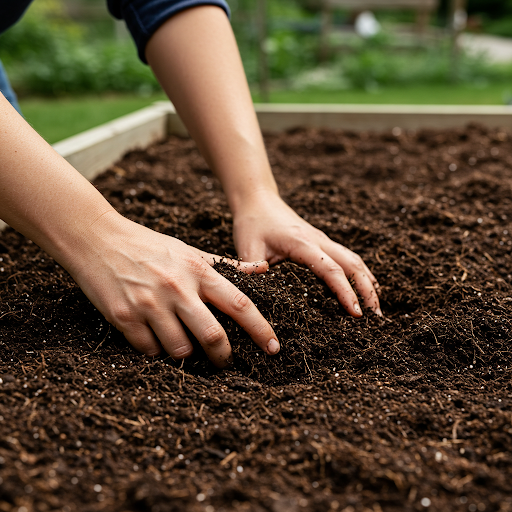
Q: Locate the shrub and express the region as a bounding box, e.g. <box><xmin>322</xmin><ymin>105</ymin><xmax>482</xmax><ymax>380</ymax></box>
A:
<box><xmin>0</xmin><ymin>0</ymin><xmax>159</xmax><ymax>96</ymax></box>
<box><xmin>13</xmin><ymin>41</ymin><xmax>159</xmax><ymax>96</ymax></box>
<box><xmin>291</xmin><ymin>32</ymin><xmax>512</xmax><ymax>92</ymax></box>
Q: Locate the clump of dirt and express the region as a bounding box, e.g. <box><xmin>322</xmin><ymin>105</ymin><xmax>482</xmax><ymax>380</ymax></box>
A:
<box><xmin>1</xmin><ymin>124</ymin><xmax>511</xmax><ymax>512</ymax></box>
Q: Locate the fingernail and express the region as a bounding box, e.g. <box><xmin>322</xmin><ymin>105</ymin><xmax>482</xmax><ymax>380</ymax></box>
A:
<box><xmin>267</xmin><ymin>338</ymin><xmax>280</xmax><ymax>355</ymax></box>
<box><xmin>353</xmin><ymin>303</ymin><xmax>362</xmax><ymax>316</ymax></box>
<box><xmin>376</xmin><ymin>307</ymin><xmax>383</xmax><ymax>317</ymax></box>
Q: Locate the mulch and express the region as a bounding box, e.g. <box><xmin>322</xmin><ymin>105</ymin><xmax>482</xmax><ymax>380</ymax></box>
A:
<box><xmin>1</xmin><ymin>123</ymin><xmax>511</xmax><ymax>512</ymax></box>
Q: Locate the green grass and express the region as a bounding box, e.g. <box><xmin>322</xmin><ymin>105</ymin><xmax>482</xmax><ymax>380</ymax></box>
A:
<box><xmin>19</xmin><ymin>84</ymin><xmax>511</xmax><ymax>144</ymax></box>
<box><xmin>252</xmin><ymin>83</ymin><xmax>512</xmax><ymax>105</ymax></box>
<box><xmin>20</xmin><ymin>93</ymin><xmax>166</xmax><ymax>144</ymax></box>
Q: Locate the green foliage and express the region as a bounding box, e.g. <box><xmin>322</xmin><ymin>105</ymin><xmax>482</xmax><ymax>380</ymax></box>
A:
<box><xmin>252</xmin><ymin>83</ymin><xmax>511</xmax><ymax>105</ymax></box>
<box><xmin>265</xmin><ymin>30</ymin><xmax>319</xmax><ymax>80</ymax></box>
<box><xmin>229</xmin><ymin>0</ymin><xmax>321</xmax><ymax>83</ymax></box>
<box><xmin>3</xmin><ymin>0</ymin><xmax>512</xmax><ymax>97</ymax></box>
<box><xmin>0</xmin><ymin>0</ymin><xmax>159</xmax><ymax>96</ymax></box>
<box><xmin>229</xmin><ymin>0</ymin><xmax>512</xmax><ymax>94</ymax></box>
<box><xmin>481</xmin><ymin>17</ymin><xmax>512</xmax><ymax>38</ymax></box>
<box><xmin>292</xmin><ymin>33</ymin><xmax>512</xmax><ymax>93</ymax></box>
<box><xmin>13</xmin><ymin>41</ymin><xmax>159</xmax><ymax>96</ymax></box>
<box><xmin>0</xmin><ymin>1</ymin><xmax>73</xmax><ymax>62</ymax></box>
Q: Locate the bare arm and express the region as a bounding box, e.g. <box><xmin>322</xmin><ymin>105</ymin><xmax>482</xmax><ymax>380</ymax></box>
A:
<box><xmin>0</xmin><ymin>94</ymin><xmax>279</xmax><ymax>366</ymax></box>
<box><xmin>146</xmin><ymin>6</ymin><xmax>381</xmax><ymax>316</ymax></box>
<box><xmin>146</xmin><ymin>5</ymin><xmax>277</xmax><ymax>215</ymax></box>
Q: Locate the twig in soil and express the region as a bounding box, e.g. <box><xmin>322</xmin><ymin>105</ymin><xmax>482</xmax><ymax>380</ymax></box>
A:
<box><xmin>303</xmin><ymin>351</ymin><xmax>313</xmax><ymax>380</ymax></box>
<box><xmin>424</xmin><ymin>314</ymin><xmax>439</xmax><ymax>346</ymax></box>
<box><xmin>220</xmin><ymin>451</ymin><xmax>237</xmax><ymax>466</ymax></box>
<box><xmin>469</xmin><ymin>320</ymin><xmax>485</xmax><ymax>358</ymax></box>
<box><xmin>35</xmin><ymin>353</ymin><xmax>46</xmax><ymax>379</ymax></box>
<box><xmin>94</xmin><ymin>325</ymin><xmax>111</xmax><ymax>352</ymax></box>
<box><xmin>6</xmin><ymin>271</ymin><xmax>29</xmax><ymax>283</ymax></box>
<box><xmin>178</xmin><ymin>359</ymin><xmax>186</xmax><ymax>391</ymax></box>
<box><xmin>483</xmin><ymin>252</ymin><xmax>495</xmax><ymax>263</ymax></box>
<box><xmin>0</xmin><ymin>311</ymin><xmax>19</xmax><ymax>320</ymax></box>
<box><xmin>289</xmin><ymin>271</ymin><xmax>302</xmax><ymax>285</ymax></box>
<box><xmin>404</xmin><ymin>250</ymin><xmax>424</xmax><ymax>267</ymax></box>
<box><xmin>453</xmin><ymin>475</ymin><xmax>474</xmax><ymax>490</ymax></box>
<box><xmin>452</xmin><ymin>419</ymin><xmax>461</xmax><ymax>441</ymax></box>
<box><xmin>349</xmin><ymin>229</ymin><xmax>360</xmax><ymax>245</ymax></box>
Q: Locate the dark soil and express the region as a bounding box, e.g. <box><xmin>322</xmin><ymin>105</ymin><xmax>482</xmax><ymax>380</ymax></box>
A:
<box><xmin>1</xmin><ymin>124</ymin><xmax>512</xmax><ymax>512</ymax></box>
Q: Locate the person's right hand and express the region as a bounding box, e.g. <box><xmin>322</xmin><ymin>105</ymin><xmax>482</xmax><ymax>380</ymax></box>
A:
<box><xmin>0</xmin><ymin>94</ymin><xmax>278</xmax><ymax>369</ymax></box>
<box><xmin>67</xmin><ymin>211</ymin><xmax>279</xmax><ymax>368</ymax></box>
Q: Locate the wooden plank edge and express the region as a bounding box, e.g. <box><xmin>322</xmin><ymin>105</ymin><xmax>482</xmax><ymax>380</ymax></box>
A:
<box><xmin>163</xmin><ymin>103</ymin><xmax>512</xmax><ymax>136</ymax></box>
<box><xmin>52</xmin><ymin>102</ymin><xmax>175</xmax><ymax>181</ymax></box>
<box><xmin>252</xmin><ymin>103</ymin><xmax>512</xmax><ymax>132</ymax></box>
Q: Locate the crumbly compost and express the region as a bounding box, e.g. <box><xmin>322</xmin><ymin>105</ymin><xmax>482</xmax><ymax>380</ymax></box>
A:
<box><xmin>1</xmin><ymin>124</ymin><xmax>511</xmax><ymax>512</ymax></box>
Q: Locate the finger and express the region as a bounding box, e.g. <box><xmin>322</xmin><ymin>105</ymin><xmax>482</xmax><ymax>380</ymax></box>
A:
<box><xmin>176</xmin><ymin>300</ymin><xmax>233</xmax><ymax>368</ymax></box>
<box><xmin>194</xmin><ymin>248</ymin><xmax>269</xmax><ymax>275</ymax></box>
<box><xmin>362</xmin><ymin>262</ymin><xmax>380</xmax><ymax>289</ymax></box>
<box><xmin>291</xmin><ymin>244</ymin><xmax>362</xmax><ymax>317</ymax></box>
<box><xmin>324</xmin><ymin>244</ymin><xmax>382</xmax><ymax>315</ymax></box>
<box><xmin>147</xmin><ymin>311</ymin><xmax>194</xmax><ymax>360</ymax></box>
<box><xmin>201</xmin><ymin>275</ymin><xmax>280</xmax><ymax>356</ymax></box>
<box><xmin>120</xmin><ymin>322</ymin><xmax>162</xmax><ymax>357</ymax></box>
<box><xmin>235</xmin><ymin>237</ymin><xmax>268</xmax><ymax>265</ymax></box>
<box><xmin>352</xmin><ymin>271</ymin><xmax>381</xmax><ymax>315</ymax></box>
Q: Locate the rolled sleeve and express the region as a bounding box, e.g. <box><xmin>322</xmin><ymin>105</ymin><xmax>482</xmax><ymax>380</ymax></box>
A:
<box><xmin>0</xmin><ymin>1</ymin><xmax>33</xmax><ymax>35</ymax></box>
<box><xmin>107</xmin><ymin>0</ymin><xmax>231</xmax><ymax>64</ymax></box>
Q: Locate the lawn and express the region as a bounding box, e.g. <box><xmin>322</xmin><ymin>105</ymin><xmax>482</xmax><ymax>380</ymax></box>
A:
<box><xmin>20</xmin><ymin>93</ymin><xmax>167</xmax><ymax>144</ymax></box>
<box><xmin>19</xmin><ymin>83</ymin><xmax>511</xmax><ymax>144</ymax></box>
<box><xmin>254</xmin><ymin>83</ymin><xmax>512</xmax><ymax>105</ymax></box>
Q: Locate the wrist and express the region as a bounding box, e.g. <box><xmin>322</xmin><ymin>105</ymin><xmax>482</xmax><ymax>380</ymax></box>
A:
<box><xmin>229</xmin><ymin>184</ymin><xmax>280</xmax><ymax>218</ymax></box>
<box><xmin>48</xmin><ymin>207</ymin><xmax>127</xmax><ymax>280</ymax></box>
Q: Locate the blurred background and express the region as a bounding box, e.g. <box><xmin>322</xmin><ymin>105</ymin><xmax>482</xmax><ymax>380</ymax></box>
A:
<box><xmin>1</xmin><ymin>0</ymin><xmax>511</xmax><ymax>143</ymax></box>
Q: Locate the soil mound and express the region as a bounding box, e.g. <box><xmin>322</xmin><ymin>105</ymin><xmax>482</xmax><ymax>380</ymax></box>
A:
<box><xmin>1</xmin><ymin>124</ymin><xmax>511</xmax><ymax>511</ymax></box>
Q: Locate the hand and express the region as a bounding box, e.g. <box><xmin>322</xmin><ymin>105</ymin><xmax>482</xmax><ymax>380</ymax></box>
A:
<box><xmin>68</xmin><ymin>212</ymin><xmax>280</xmax><ymax>368</ymax></box>
<box><xmin>233</xmin><ymin>190</ymin><xmax>381</xmax><ymax>317</ymax></box>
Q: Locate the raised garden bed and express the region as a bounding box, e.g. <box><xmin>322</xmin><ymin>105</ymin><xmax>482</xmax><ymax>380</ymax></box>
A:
<box><xmin>1</xmin><ymin>105</ymin><xmax>512</xmax><ymax>511</ymax></box>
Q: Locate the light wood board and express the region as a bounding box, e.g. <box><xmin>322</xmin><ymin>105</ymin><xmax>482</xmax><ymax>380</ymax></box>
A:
<box><xmin>52</xmin><ymin>102</ymin><xmax>173</xmax><ymax>182</ymax></box>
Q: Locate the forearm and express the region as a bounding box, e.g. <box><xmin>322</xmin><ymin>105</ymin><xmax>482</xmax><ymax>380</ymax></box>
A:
<box><xmin>0</xmin><ymin>94</ymin><xmax>279</xmax><ymax>364</ymax></box>
<box><xmin>145</xmin><ymin>7</ymin><xmax>381</xmax><ymax>317</ymax></box>
<box><xmin>145</xmin><ymin>6</ymin><xmax>278</xmax><ymax>216</ymax></box>
<box><xmin>0</xmin><ymin>94</ymin><xmax>117</xmax><ymax>272</ymax></box>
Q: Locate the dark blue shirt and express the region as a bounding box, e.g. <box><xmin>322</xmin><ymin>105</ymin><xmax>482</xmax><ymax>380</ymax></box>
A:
<box><xmin>0</xmin><ymin>0</ymin><xmax>230</xmax><ymax>63</ymax></box>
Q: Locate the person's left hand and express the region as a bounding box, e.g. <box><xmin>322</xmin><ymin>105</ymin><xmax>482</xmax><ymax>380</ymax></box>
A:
<box><xmin>233</xmin><ymin>190</ymin><xmax>381</xmax><ymax>317</ymax></box>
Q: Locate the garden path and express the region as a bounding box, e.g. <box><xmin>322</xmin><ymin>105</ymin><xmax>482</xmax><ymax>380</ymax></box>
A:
<box><xmin>460</xmin><ymin>33</ymin><xmax>512</xmax><ymax>62</ymax></box>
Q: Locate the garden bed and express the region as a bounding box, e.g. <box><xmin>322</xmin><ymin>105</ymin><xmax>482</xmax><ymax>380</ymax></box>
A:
<box><xmin>1</xmin><ymin>121</ymin><xmax>512</xmax><ymax>512</ymax></box>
